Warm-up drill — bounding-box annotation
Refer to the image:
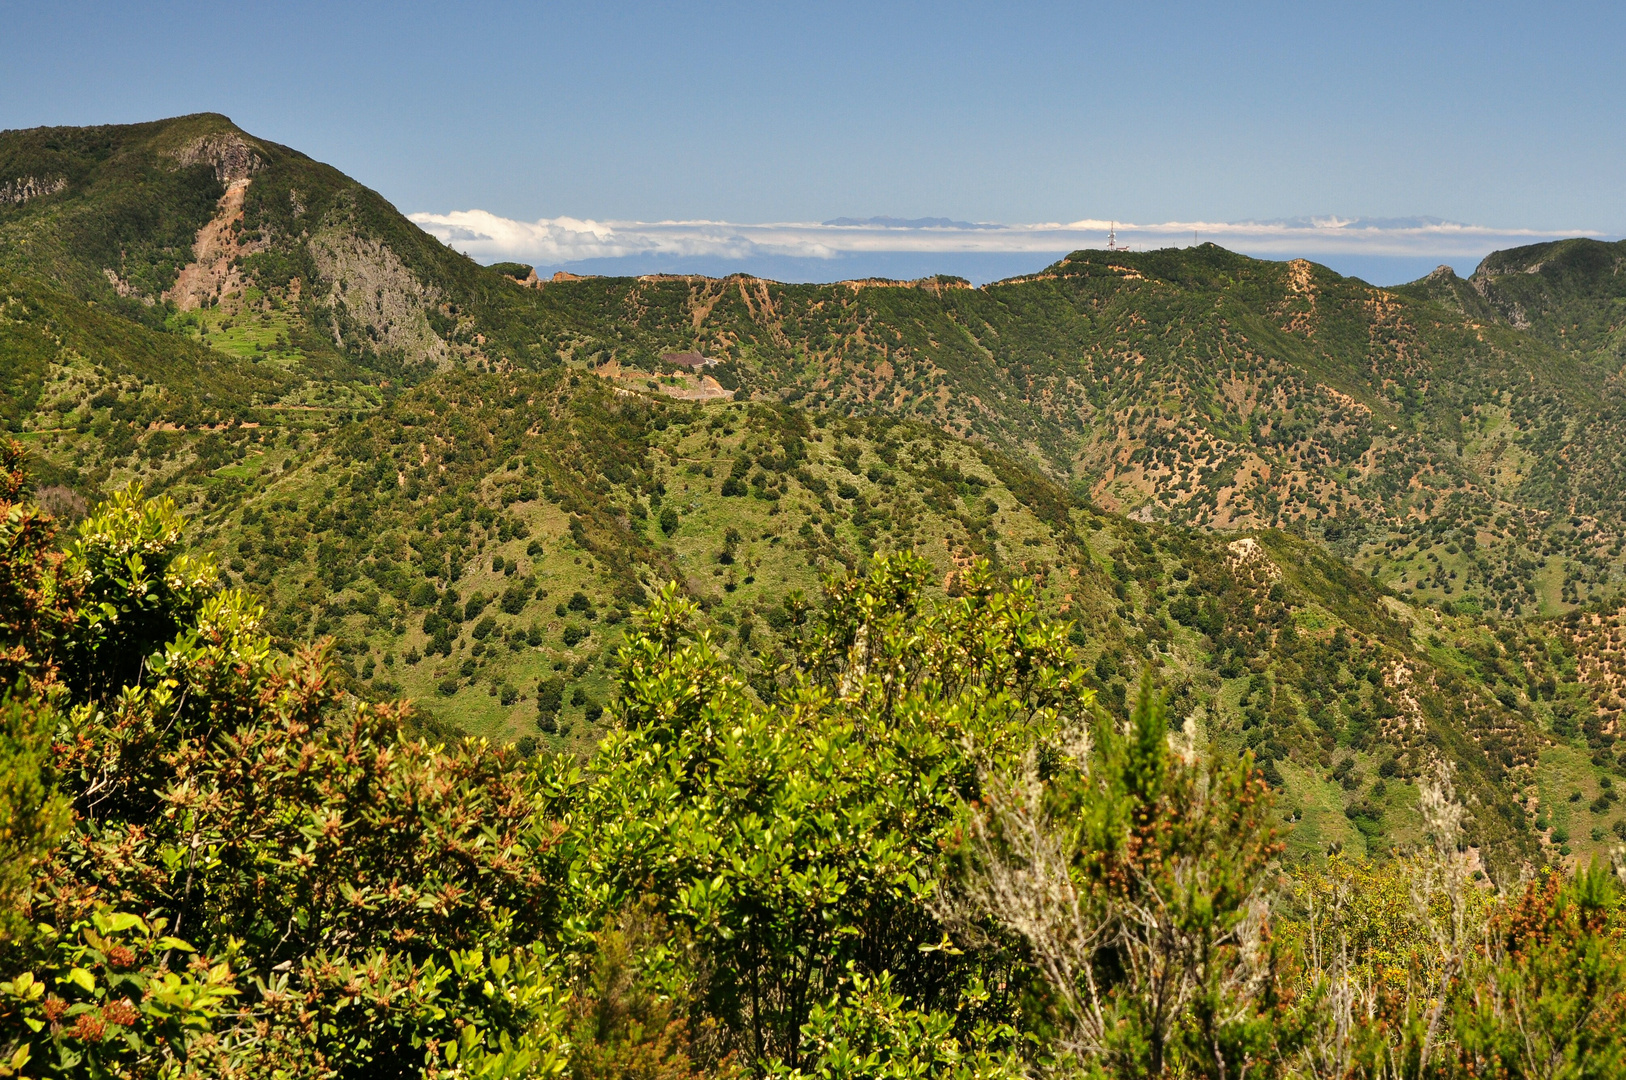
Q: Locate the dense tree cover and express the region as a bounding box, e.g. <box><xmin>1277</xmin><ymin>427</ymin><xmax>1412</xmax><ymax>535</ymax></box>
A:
<box><xmin>0</xmin><ymin>116</ymin><xmax>231</xmax><ymax>315</ymax></box>
<box><xmin>11</xmin><ymin>113</ymin><xmax>1626</xmax><ymax>875</ymax></box>
<box><xmin>9</xmin><ymin>113</ymin><xmax>1626</xmax><ymax>624</ymax></box>
<box><xmin>517</xmin><ymin>250</ymin><xmax>1626</xmax><ymax>620</ymax></box>
<box><xmin>10</xmin><ymin>113</ymin><xmax>1626</xmax><ymax>1077</ymax></box>
<box><xmin>3</xmin><ymin>460</ymin><xmax>1626</xmax><ymax>1077</ymax></box>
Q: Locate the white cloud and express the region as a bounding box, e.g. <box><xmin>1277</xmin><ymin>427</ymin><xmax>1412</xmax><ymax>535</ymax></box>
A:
<box><xmin>407</xmin><ymin>209</ymin><xmax>1606</xmax><ymax>269</ymax></box>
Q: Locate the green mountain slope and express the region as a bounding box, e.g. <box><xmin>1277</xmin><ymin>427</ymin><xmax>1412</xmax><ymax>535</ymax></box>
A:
<box><xmin>0</xmin><ymin>112</ymin><xmax>546</xmax><ymax>378</ymax></box>
<box><xmin>133</xmin><ymin>367</ymin><xmax>1600</xmax><ymax>873</ymax></box>
<box><xmin>1463</xmin><ymin>238</ymin><xmax>1626</xmax><ymax>358</ymax></box>
<box><xmin>1408</xmin><ymin>239</ymin><xmax>1626</xmax><ymax>541</ymax></box>
<box><xmin>0</xmin><ymin>114</ymin><xmax>233</xmax><ymax>323</ymax></box>
<box><xmin>520</xmin><ymin>251</ymin><xmax>1623</xmax><ymax>617</ymax></box>
<box><xmin>9</xmin><ymin>114</ymin><xmax>1626</xmax><ymax>869</ymax></box>
<box><xmin>5</xmin><ymin>112</ymin><xmax>1620</xmax><ymax>622</ymax></box>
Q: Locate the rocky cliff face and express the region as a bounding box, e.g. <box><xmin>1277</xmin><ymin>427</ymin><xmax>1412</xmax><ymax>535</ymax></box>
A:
<box><xmin>1467</xmin><ymin>238</ymin><xmax>1626</xmax><ymax>351</ymax></box>
<box><xmin>170</xmin><ymin>131</ymin><xmax>265</xmax><ymax>184</ymax></box>
<box><xmin>0</xmin><ymin>175</ymin><xmax>67</xmax><ymax>206</ymax></box>
<box><xmin>309</xmin><ymin>195</ymin><xmax>450</xmax><ymax>368</ymax></box>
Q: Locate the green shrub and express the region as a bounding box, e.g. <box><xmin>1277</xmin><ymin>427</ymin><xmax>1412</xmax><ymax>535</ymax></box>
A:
<box><xmin>573</xmin><ymin>555</ymin><xmax>1085</xmax><ymax>1066</ymax></box>
<box><xmin>9</xmin><ymin>444</ymin><xmax>1626</xmax><ymax>1077</ymax></box>
<box><xmin>488</xmin><ymin>262</ymin><xmax>534</xmax><ymax>281</ymax></box>
<box><xmin>500</xmin><ymin>581</ymin><xmax>529</xmax><ymax>614</ymax></box>
<box><xmin>0</xmin><ymin>691</ymin><xmax>66</xmax><ymax>944</ymax></box>
<box><xmin>537</xmin><ymin>680</ymin><xmax>563</xmax><ymax>711</ymax></box>
<box><xmin>57</xmin><ymin>485</ymin><xmax>217</xmax><ymax>701</ymax></box>
<box><xmin>0</xmin><ymin>462</ymin><xmax>574</xmax><ymax>1074</ymax></box>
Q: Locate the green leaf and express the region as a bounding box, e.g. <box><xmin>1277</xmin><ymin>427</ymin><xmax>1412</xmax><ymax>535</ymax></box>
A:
<box><xmin>94</xmin><ymin>911</ymin><xmax>146</xmax><ymax>934</ymax></box>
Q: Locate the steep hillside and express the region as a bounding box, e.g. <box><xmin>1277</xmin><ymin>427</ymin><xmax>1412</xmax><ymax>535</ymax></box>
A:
<box><xmin>518</xmin><ymin>252</ymin><xmax>1626</xmax><ymax>618</ymax></box>
<box><xmin>6</xmin><ymin>114</ymin><xmax>1624</xmax><ymax>623</ymax></box>
<box><xmin>12</xmin><ymin>115</ymin><xmax>1626</xmax><ymax>869</ymax></box>
<box><xmin>139</xmin><ymin>368</ymin><xmax>1614</xmax><ymax>873</ymax></box>
<box><xmin>1420</xmin><ymin>239</ymin><xmax>1626</xmax><ymax>544</ymax></box>
<box><xmin>1465</xmin><ymin>238</ymin><xmax>1626</xmax><ymax>359</ymax></box>
<box><xmin>0</xmin><ymin>112</ymin><xmax>543</xmax><ymax>379</ymax></box>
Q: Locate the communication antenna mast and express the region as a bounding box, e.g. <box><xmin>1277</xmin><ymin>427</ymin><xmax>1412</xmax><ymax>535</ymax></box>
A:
<box><xmin>1107</xmin><ymin>222</ymin><xmax>1127</xmax><ymax>252</ymax></box>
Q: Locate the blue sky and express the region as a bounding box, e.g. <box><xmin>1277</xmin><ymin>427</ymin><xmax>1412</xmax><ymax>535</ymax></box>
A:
<box><xmin>4</xmin><ymin>1</ymin><xmax>1623</xmax><ymax>283</ymax></box>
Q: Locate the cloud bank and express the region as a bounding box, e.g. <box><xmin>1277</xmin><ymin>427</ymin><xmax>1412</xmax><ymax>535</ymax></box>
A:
<box><xmin>407</xmin><ymin>210</ymin><xmax>1609</xmax><ymax>285</ymax></box>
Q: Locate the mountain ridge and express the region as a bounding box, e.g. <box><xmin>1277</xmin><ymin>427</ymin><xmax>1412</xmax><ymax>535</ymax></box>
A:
<box><xmin>8</xmin><ymin>115</ymin><xmax>1625</xmax><ymax>627</ymax></box>
<box><xmin>9</xmin><ymin>114</ymin><xmax>1626</xmax><ymax>867</ymax></box>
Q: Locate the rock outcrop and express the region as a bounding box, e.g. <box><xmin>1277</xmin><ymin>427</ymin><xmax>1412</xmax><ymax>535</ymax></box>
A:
<box><xmin>0</xmin><ymin>175</ymin><xmax>67</xmax><ymax>206</ymax></box>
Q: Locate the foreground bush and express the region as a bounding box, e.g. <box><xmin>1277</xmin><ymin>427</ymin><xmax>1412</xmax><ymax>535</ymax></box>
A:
<box><xmin>565</xmin><ymin>554</ymin><xmax>1083</xmax><ymax>1072</ymax></box>
<box><xmin>0</xmin><ymin>455</ymin><xmax>572</xmax><ymax>1077</ymax></box>
<box><xmin>943</xmin><ymin>670</ymin><xmax>1295</xmax><ymax>1077</ymax></box>
<box><xmin>5</xmin><ymin>450</ymin><xmax>1626</xmax><ymax>1078</ymax></box>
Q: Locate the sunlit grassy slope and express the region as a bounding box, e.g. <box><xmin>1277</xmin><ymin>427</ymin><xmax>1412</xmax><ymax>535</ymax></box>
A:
<box><xmin>13</xmin><ymin>115</ymin><xmax>1626</xmax><ymax>870</ymax></box>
